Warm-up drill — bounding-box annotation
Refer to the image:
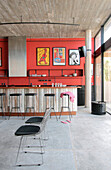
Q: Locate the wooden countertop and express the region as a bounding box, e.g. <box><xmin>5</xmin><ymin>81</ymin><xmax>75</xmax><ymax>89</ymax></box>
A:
<box><xmin>0</xmin><ymin>86</ymin><xmax>81</xmax><ymax>89</ymax></box>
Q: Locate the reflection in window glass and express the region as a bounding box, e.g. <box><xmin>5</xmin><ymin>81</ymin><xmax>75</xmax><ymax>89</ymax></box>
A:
<box><xmin>95</xmin><ymin>31</ymin><xmax>101</xmax><ymax>50</ymax></box>
<box><xmin>95</xmin><ymin>55</ymin><xmax>101</xmax><ymax>101</ymax></box>
<box><xmin>104</xmin><ymin>17</ymin><xmax>111</xmax><ymax>43</ymax></box>
<box><xmin>104</xmin><ymin>47</ymin><xmax>111</xmax><ymax>111</ymax></box>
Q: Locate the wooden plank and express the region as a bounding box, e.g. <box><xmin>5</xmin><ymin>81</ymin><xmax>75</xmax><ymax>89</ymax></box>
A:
<box><xmin>0</xmin><ymin>87</ymin><xmax>78</xmax><ymax>113</ymax></box>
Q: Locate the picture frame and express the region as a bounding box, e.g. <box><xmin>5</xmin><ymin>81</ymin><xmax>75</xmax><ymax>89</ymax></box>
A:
<box><xmin>36</xmin><ymin>47</ymin><xmax>50</xmax><ymax>66</ymax></box>
<box><xmin>69</xmin><ymin>49</ymin><xmax>80</xmax><ymax>65</ymax></box>
<box><xmin>53</xmin><ymin>47</ymin><xmax>66</xmax><ymax>65</ymax></box>
<box><xmin>0</xmin><ymin>48</ymin><xmax>2</xmax><ymax>66</ymax></box>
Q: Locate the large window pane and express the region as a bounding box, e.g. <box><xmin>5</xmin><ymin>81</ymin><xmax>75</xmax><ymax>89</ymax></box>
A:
<box><xmin>95</xmin><ymin>31</ymin><xmax>101</xmax><ymax>50</ymax></box>
<box><xmin>104</xmin><ymin>17</ymin><xmax>111</xmax><ymax>43</ymax></box>
<box><xmin>104</xmin><ymin>47</ymin><xmax>111</xmax><ymax>111</ymax></box>
<box><xmin>95</xmin><ymin>55</ymin><xmax>101</xmax><ymax>101</ymax></box>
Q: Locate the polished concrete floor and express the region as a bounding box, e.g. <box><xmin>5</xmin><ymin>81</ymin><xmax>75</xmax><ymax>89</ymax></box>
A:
<box><xmin>0</xmin><ymin>107</ymin><xmax>111</xmax><ymax>170</ymax></box>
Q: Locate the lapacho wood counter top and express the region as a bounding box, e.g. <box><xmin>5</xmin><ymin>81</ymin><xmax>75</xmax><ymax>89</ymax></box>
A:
<box><xmin>0</xmin><ymin>86</ymin><xmax>81</xmax><ymax>89</ymax></box>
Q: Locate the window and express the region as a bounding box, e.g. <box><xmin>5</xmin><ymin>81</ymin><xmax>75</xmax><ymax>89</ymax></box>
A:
<box><xmin>95</xmin><ymin>55</ymin><xmax>101</xmax><ymax>101</ymax></box>
<box><xmin>95</xmin><ymin>31</ymin><xmax>101</xmax><ymax>50</ymax></box>
<box><xmin>104</xmin><ymin>17</ymin><xmax>111</xmax><ymax>43</ymax></box>
<box><xmin>94</xmin><ymin>16</ymin><xmax>111</xmax><ymax>112</ymax></box>
<box><xmin>104</xmin><ymin>47</ymin><xmax>111</xmax><ymax>111</ymax></box>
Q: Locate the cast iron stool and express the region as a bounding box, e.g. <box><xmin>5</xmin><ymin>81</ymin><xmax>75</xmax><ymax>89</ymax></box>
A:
<box><xmin>59</xmin><ymin>94</ymin><xmax>72</xmax><ymax>121</ymax></box>
<box><xmin>44</xmin><ymin>93</ymin><xmax>58</xmax><ymax>120</ymax></box>
<box><xmin>0</xmin><ymin>93</ymin><xmax>6</xmax><ymax>118</ymax></box>
<box><xmin>24</xmin><ymin>93</ymin><xmax>37</xmax><ymax>117</ymax></box>
<box><xmin>9</xmin><ymin>93</ymin><xmax>22</xmax><ymax>118</ymax></box>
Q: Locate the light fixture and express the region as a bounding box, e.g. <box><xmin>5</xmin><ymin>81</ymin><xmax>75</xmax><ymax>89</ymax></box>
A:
<box><xmin>0</xmin><ymin>21</ymin><xmax>80</xmax><ymax>26</ymax></box>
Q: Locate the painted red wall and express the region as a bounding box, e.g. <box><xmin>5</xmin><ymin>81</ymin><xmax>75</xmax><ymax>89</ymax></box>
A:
<box><xmin>0</xmin><ymin>39</ymin><xmax>8</xmax><ymax>69</ymax></box>
<box><xmin>27</xmin><ymin>38</ymin><xmax>86</xmax><ymax>69</ymax></box>
<box><xmin>27</xmin><ymin>38</ymin><xmax>94</xmax><ymax>85</ymax></box>
<box><xmin>0</xmin><ymin>38</ymin><xmax>94</xmax><ymax>86</ymax></box>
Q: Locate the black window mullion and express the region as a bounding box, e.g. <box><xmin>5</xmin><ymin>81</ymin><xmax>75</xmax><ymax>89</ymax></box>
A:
<box><xmin>101</xmin><ymin>25</ymin><xmax>104</xmax><ymax>102</ymax></box>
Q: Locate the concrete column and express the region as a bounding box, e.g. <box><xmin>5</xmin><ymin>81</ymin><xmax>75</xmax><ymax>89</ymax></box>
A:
<box><xmin>85</xmin><ymin>30</ymin><xmax>92</xmax><ymax>112</ymax></box>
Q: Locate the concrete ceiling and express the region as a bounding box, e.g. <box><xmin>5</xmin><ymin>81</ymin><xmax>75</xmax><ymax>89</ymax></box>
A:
<box><xmin>0</xmin><ymin>0</ymin><xmax>111</xmax><ymax>38</ymax></box>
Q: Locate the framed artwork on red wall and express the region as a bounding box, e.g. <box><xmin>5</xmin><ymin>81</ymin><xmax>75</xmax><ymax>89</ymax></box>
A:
<box><xmin>69</xmin><ymin>49</ymin><xmax>80</xmax><ymax>65</ymax></box>
<box><xmin>53</xmin><ymin>47</ymin><xmax>66</xmax><ymax>65</ymax></box>
<box><xmin>36</xmin><ymin>47</ymin><xmax>50</xmax><ymax>66</ymax></box>
<box><xmin>0</xmin><ymin>48</ymin><xmax>2</xmax><ymax>66</ymax></box>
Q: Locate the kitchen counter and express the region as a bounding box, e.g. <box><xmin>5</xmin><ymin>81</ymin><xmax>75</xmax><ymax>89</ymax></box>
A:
<box><xmin>0</xmin><ymin>86</ymin><xmax>79</xmax><ymax>115</ymax></box>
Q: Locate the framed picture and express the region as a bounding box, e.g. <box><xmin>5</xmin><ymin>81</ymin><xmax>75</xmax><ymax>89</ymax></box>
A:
<box><xmin>69</xmin><ymin>49</ymin><xmax>80</xmax><ymax>65</ymax></box>
<box><xmin>37</xmin><ymin>48</ymin><xmax>50</xmax><ymax>66</ymax></box>
<box><xmin>0</xmin><ymin>48</ymin><xmax>2</xmax><ymax>66</ymax></box>
<box><xmin>53</xmin><ymin>47</ymin><xmax>66</xmax><ymax>65</ymax></box>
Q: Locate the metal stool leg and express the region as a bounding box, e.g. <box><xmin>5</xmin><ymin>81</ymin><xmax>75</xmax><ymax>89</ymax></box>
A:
<box><xmin>32</xmin><ymin>95</ymin><xmax>36</xmax><ymax>116</ymax></box>
<box><xmin>8</xmin><ymin>98</ymin><xmax>12</xmax><ymax>119</ymax></box>
<box><xmin>60</xmin><ymin>95</ymin><xmax>72</xmax><ymax>120</ymax></box>
<box><xmin>68</xmin><ymin>95</ymin><xmax>72</xmax><ymax>120</ymax></box>
<box><xmin>52</xmin><ymin>96</ymin><xmax>58</xmax><ymax>121</ymax></box>
<box><xmin>45</xmin><ymin>96</ymin><xmax>51</xmax><ymax>118</ymax></box>
<box><xmin>59</xmin><ymin>107</ymin><xmax>63</xmax><ymax>119</ymax></box>
<box><xmin>1</xmin><ymin>96</ymin><xmax>3</xmax><ymax>117</ymax></box>
<box><xmin>1</xmin><ymin>96</ymin><xmax>5</xmax><ymax>118</ymax></box>
<box><xmin>52</xmin><ymin>107</ymin><xmax>58</xmax><ymax>121</ymax></box>
<box><xmin>59</xmin><ymin>97</ymin><xmax>64</xmax><ymax>119</ymax></box>
<box><xmin>0</xmin><ymin>94</ymin><xmax>6</xmax><ymax>119</ymax></box>
<box><xmin>25</xmin><ymin>95</ymin><xmax>36</xmax><ymax>117</ymax></box>
<box><xmin>9</xmin><ymin>94</ymin><xmax>22</xmax><ymax>119</ymax></box>
<box><xmin>68</xmin><ymin>107</ymin><xmax>71</xmax><ymax>121</ymax></box>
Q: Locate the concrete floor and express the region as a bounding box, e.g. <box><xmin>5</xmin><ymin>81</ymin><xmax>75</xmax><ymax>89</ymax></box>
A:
<box><xmin>0</xmin><ymin>107</ymin><xmax>111</xmax><ymax>170</ymax></box>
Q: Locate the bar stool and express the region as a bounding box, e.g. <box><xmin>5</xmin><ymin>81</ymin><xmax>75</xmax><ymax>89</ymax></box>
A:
<box><xmin>59</xmin><ymin>94</ymin><xmax>72</xmax><ymax>121</ymax></box>
<box><xmin>9</xmin><ymin>93</ymin><xmax>22</xmax><ymax>118</ymax></box>
<box><xmin>0</xmin><ymin>93</ymin><xmax>6</xmax><ymax>118</ymax></box>
<box><xmin>25</xmin><ymin>93</ymin><xmax>37</xmax><ymax>116</ymax></box>
<box><xmin>44</xmin><ymin>93</ymin><xmax>58</xmax><ymax>120</ymax></box>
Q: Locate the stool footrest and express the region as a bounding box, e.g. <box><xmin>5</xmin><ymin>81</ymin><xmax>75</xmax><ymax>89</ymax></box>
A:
<box><xmin>12</xmin><ymin>107</ymin><xmax>21</xmax><ymax>109</ymax></box>
<box><xmin>44</xmin><ymin>94</ymin><xmax>55</xmax><ymax>97</ymax></box>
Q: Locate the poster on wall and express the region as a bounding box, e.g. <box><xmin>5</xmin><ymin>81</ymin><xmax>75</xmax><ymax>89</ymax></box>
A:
<box><xmin>0</xmin><ymin>48</ymin><xmax>2</xmax><ymax>66</ymax></box>
<box><xmin>37</xmin><ymin>48</ymin><xmax>50</xmax><ymax>66</ymax></box>
<box><xmin>69</xmin><ymin>49</ymin><xmax>80</xmax><ymax>65</ymax></box>
<box><xmin>53</xmin><ymin>47</ymin><xmax>66</xmax><ymax>65</ymax></box>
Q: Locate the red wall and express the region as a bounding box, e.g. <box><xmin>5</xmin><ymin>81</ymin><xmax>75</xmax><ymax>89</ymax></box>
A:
<box><xmin>0</xmin><ymin>39</ymin><xmax>8</xmax><ymax>69</ymax></box>
<box><xmin>0</xmin><ymin>38</ymin><xmax>94</xmax><ymax>86</ymax></box>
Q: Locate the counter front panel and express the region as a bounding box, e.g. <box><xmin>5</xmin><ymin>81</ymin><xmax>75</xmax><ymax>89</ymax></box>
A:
<box><xmin>0</xmin><ymin>87</ymin><xmax>78</xmax><ymax>116</ymax></box>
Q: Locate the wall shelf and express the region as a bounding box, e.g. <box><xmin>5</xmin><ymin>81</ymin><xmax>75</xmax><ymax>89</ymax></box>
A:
<box><xmin>0</xmin><ymin>69</ymin><xmax>8</xmax><ymax>77</ymax></box>
<box><xmin>27</xmin><ymin>69</ymin><xmax>84</xmax><ymax>86</ymax></box>
<box><xmin>27</xmin><ymin>69</ymin><xmax>83</xmax><ymax>77</ymax></box>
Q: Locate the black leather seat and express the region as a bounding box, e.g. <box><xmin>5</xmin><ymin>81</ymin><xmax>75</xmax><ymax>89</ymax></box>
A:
<box><xmin>25</xmin><ymin>117</ymin><xmax>43</xmax><ymax>124</ymax></box>
<box><xmin>15</xmin><ymin>125</ymin><xmax>40</xmax><ymax>136</ymax></box>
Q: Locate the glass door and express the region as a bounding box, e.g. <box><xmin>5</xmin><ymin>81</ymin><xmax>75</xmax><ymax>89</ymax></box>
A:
<box><xmin>104</xmin><ymin>47</ymin><xmax>111</xmax><ymax>112</ymax></box>
<box><xmin>95</xmin><ymin>55</ymin><xmax>101</xmax><ymax>101</ymax></box>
